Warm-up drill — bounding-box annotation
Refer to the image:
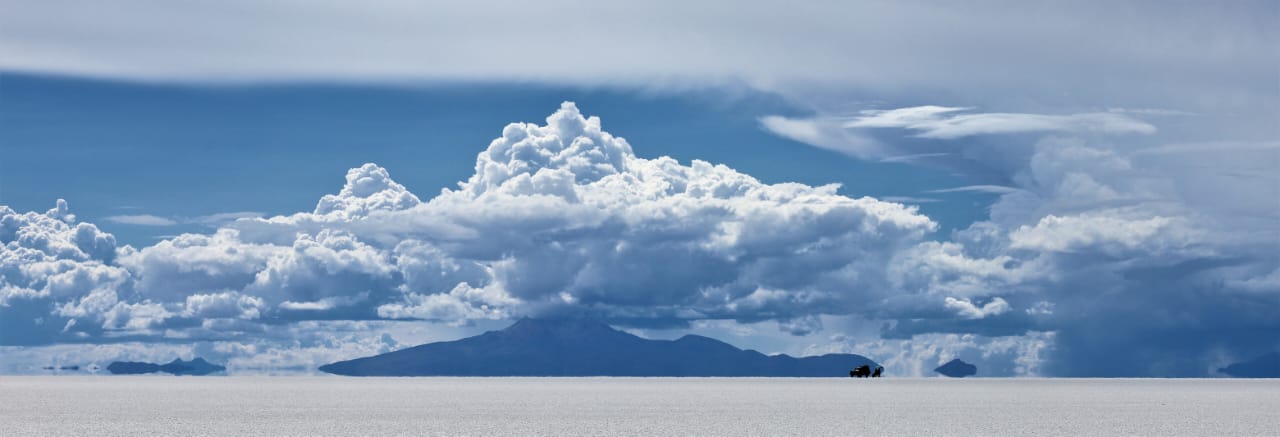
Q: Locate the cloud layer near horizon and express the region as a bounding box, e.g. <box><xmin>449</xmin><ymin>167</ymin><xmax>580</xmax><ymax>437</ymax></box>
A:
<box><xmin>3</xmin><ymin>103</ymin><xmax>1277</xmax><ymax>377</ymax></box>
<box><xmin>4</xmin><ymin>103</ymin><xmax>938</xmax><ymax>339</ymax></box>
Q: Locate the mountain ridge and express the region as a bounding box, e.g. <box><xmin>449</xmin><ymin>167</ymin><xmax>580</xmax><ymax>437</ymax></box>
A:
<box><xmin>106</xmin><ymin>357</ymin><xmax>226</xmax><ymax>375</ymax></box>
<box><xmin>320</xmin><ymin>318</ymin><xmax>878</xmax><ymax>377</ymax></box>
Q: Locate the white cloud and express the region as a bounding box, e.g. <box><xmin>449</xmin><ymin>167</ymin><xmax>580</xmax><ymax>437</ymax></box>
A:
<box><xmin>189</xmin><ymin>211</ymin><xmax>262</xmax><ymax>224</ymax></box>
<box><xmin>313</xmin><ymin>164</ymin><xmax>421</xmax><ymax>220</ymax></box>
<box><xmin>104</xmin><ymin>214</ymin><xmax>177</xmax><ymax>226</ymax></box>
<box><xmin>4</xmin><ymin>103</ymin><xmax>941</xmax><ymax>346</ymax></box>
<box><xmin>846</xmin><ymin>106</ymin><xmax>1156</xmax><ymax>139</ymax></box>
<box><xmin>185</xmin><ymin>291</ymin><xmax>264</xmax><ymax>320</ymax></box>
<box><xmin>926</xmin><ymin>185</ymin><xmax>1022</xmax><ymax>195</ymax></box>
<box><xmin>1</xmin><ymin>1</ymin><xmax>1273</xmax><ymax>121</ymax></box>
<box><xmin>758</xmin><ymin>115</ymin><xmax>884</xmax><ymax>160</ymax></box>
<box><xmin>244</xmin><ymin>230</ymin><xmax>397</xmax><ymax>311</ymax></box>
<box><xmin>761</xmin><ymin>107</ymin><xmax>1157</xmax><ymax>164</ymax></box>
<box><xmin>0</xmin><ymin>200</ymin><xmax>129</xmax><ymax>342</ymax></box>
<box><xmin>376</xmin><ymin>283</ymin><xmax>513</xmax><ymax>324</ymax></box>
<box><xmin>879</xmin><ymin>196</ymin><xmax>940</xmax><ymax>204</ymax></box>
<box><xmin>2</xmin><ymin>101</ymin><xmax>1276</xmax><ymax>377</ymax></box>
<box><xmin>878</xmin><ymin>153</ymin><xmax>951</xmax><ymax>164</ymax></box>
<box><xmin>889</xmin><ymin>239</ymin><xmax>1037</xmax><ymax>299</ymax></box>
<box><xmin>100</xmin><ymin>211</ymin><xmax>262</xmax><ymax>229</ymax></box>
<box><xmin>944</xmin><ymin>296</ymin><xmax>1011</xmax><ymax>320</ymax></box>
<box><xmin>777</xmin><ymin>315</ymin><xmax>823</xmax><ymax>336</ymax></box>
<box><xmin>846</xmin><ymin>116</ymin><xmax>1280</xmax><ymax>375</ymax></box>
<box><xmin>1007</xmin><ymin>213</ymin><xmax>1196</xmax><ymax>255</ymax></box>
<box><xmin>188</xmin><ymin>212</ymin><xmax>264</xmax><ymax>226</ymax></box>
<box><xmin>804</xmin><ymin>331</ymin><xmax>1054</xmax><ymax>377</ymax></box>
<box><xmin>102</xmin><ymin>301</ymin><xmax>172</xmax><ymax>331</ymax></box>
<box><xmin>120</xmin><ymin>229</ymin><xmax>286</xmax><ymax>302</ymax></box>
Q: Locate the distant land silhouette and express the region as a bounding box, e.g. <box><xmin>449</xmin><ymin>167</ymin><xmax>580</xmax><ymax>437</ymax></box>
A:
<box><xmin>1218</xmin><ymin>352</ymin><xmax>1280</xmax><ymax>378</ymax></box>
<box><xmin>934</xmin><ymin>358</ymin><xmax>977</xmax><ymax>377</ymax></box>
<box><xmin>320</xmin><ymin>318</ymin><xmax>878</xmax><ymax>377</ymax></box>
<box><xmin>106</xmin><ymin>358</ymin><xmax>226</xmax><ymax>376</ymax></box>
<box><xmin>41</xmin><ymin>365</ymin><xmax>80</xmax><ymax>371</ymax></box>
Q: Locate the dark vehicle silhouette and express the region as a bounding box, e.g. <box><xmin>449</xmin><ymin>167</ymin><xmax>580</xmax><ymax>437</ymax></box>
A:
<box><xmin>850</xmin><ymin>365</ymin><xmax>871</xmax><ymax>377</ymax></box>
<box><xmin>850</xmin><ymin>365</ymin><xmax>885</xmax><ymax>378</ymax></box>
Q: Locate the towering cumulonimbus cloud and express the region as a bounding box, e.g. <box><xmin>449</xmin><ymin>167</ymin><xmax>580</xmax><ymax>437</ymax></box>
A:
<box><xmin>2</xmin><ymin>102</ymin><xmax>1276</xmax><ymax>377</ymax></box>
<box><xmin>1</xmin><ymin>102</ymin><xmax>939</xmax><ymax>341</ymax></box>
<box><xmin>765</xmin><ymin>102</ymin><xmax>1280</xmax><ymax>376</ymax></box>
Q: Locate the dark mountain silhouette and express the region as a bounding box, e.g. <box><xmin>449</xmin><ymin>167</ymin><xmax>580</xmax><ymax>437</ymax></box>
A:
<box><xmin>106</xmin><ymin>358</ymin><xmax>226</xmax><ymax>375</ymax></box>
<box><xmin>1219</xmin><ymin>352</ymin><xmax>1280</xmax><ymax>378</ymax></box>
<box><xmin>320</xmin><ymin>318</ymin><xmax>878</xmax><ymax>376</ymax></box>
<box><xmin>934</xmin><ymin>358</ymin><xmax>977</xmax><ymax>377</ymax></box>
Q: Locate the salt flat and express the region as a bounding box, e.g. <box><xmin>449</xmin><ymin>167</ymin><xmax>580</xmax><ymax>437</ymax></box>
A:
<box><xmin>2</xmin><ymin>376</ymin><xmax>1277</xmax><ymax>436</ymax></box>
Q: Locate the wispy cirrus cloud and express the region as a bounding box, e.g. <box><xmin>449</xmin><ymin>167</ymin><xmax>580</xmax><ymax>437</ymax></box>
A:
<box><xmin>103</xmin><ymin>212</ymin><xmax>262</xmax><ymax>227</ymax></box>
<box><xmin>844</xmin><ymin>106</ymin><xmax>1156</xmax><ymax>139</ymax></box>
<box><xmin>880</xmin><ymin>196</ymin><xmax>941</xmax><ymax>204</ymax></box>
<box><xmin>926</xmin><ymin>185</ymin><xmax>1022</xmax><ymax>195</ymax></box>
<box><xmin>759</xmin><ymin>106</ymin><xmax>1156</xmax><ymax>163</ymax></box>
<box><xmin>878</xmin><ymin>153</ymin><xmax>951</xmax><ymax>164</ymax></box>
<box><xmin>189</xmin><ymin>212</ymin><xmax>263</xmax><ymax>226</ymax></box>
<box><xmin>104</xmin><ymin>214</ymin><xmax>177</xmax><ymax>226</ymax></box>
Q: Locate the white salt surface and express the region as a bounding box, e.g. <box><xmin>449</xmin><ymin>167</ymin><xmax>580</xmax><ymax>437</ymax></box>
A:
<box><xmin>2</xmin><ymin>377</ymin><xmax>1277</xmax><ymax>436</ymax></box>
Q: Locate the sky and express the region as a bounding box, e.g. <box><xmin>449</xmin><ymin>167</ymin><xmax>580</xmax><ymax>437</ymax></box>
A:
<box><xmin>0</xmin><ymin>0</ymin><xmax>1277</xmax><ymax>377</ymax></box>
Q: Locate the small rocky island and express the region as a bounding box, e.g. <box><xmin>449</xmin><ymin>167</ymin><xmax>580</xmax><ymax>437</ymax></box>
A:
<box><xmin>41</xmin><ymin>365</ymin><xmax>80</xmax><ymax>371</ymax></box>
<box><xmin>106</xmin><ymin>358</ymin><xmax>226</xmax><ymax>376</ymax></box>
<box><xmin>934</xmin><ymin>358</ymin><xmax>977</xmax><ymax>377</ymax></box>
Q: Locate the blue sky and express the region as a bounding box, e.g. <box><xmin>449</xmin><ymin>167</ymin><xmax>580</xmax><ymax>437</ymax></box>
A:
<box><xmin>0</xmin><ymin>0</ymin><xmax>1276</xmax><ymax>377</ymax></box>
<box><xmin>1</xmin><ymin>74</ymin><xmax>983</xmax><ymax>246</ymax></box>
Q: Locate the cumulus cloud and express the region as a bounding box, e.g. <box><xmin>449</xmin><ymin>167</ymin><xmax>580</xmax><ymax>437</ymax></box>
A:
<box><xmin>185</xmin><ymin>291</ymin><xmax>264</xmax><ymax>320</ymax></box>
<box><xmin>944</xmin><ymin>297</ymin><xmax>1011</xmax><ymax>320</ymax></box>
<box><xmin>2</xmin><ymin>0</ymin><xmax>1274</xmax><ymax>377</ymax></box>
<box><xmin>3</xmin><ymin>103</ymin><xmax>939</xmax><ymax>347</ymax></box>
<box><xmin>3</xmin><ymin>102</ymin><xmax>1276</xmax><ymax>377</ymax></box>
<box><xmin>120</xmin><ymin>229</ymin><xmax>286</xmax><ymax>302</ymax></box>
<box><xmin>376</xmin><ymin>283</ymin><xmax>513</xmax><ymax>324</ymax></box>
<box><xmin>313</xmin><ymin>164</ymin><xmax>421</xmax><ymax>220</ymax></box>
<box><xmin>771</xmin><ymin>99</ymin><xmax>1279</xmax><ymax>376</ymax></box>
<box><xmin>1007</xmin><ymin>213</ymin><xmax>1197</xmax><ymax>255</ymax></box>
<box><xmin>1</xmin><ymin>201</ymin><xmax>128</xmax><ymax>343</ymax></box>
